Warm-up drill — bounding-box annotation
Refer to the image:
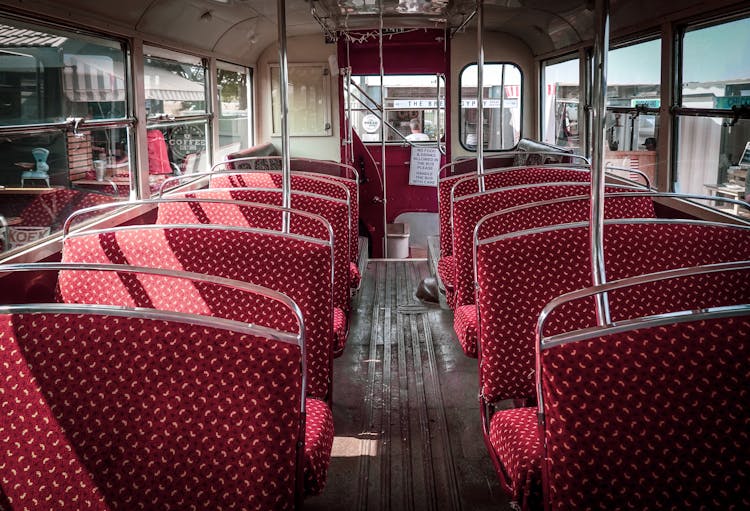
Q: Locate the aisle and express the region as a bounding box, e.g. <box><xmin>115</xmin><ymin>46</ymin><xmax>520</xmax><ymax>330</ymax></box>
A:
<box><xmin>307</xmin><ymin>259</ymin><xmax>509</xmax><ymax>511</ymax></box>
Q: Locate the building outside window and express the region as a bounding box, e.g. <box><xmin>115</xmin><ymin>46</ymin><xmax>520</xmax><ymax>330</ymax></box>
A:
<box><xmin>542</xmin><ymin>56</ymin><xmax>581</xmax><ymax>153</ymax></box>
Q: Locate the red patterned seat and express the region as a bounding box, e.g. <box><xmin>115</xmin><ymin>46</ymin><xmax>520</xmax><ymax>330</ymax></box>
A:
<box><xmin>539</xmin><ymin>314</ymin><xmax>750</xmax><ymax>510</ymax></box>
<box><xmin>304</xmin><ymin>398</ymin><xmax>336</xmax><ymax>495</ymax></box>
<box><xmin>333</xmin><ymin>305</ymin><xmax>348</xmax><ymax>357</ymax></box>
<box><xmin>488</xmin><ymin>407</ymin><xmax>543</xmax><ymax>511</ymax></box>
<box><xmin>177</xmin><ymin>188</ymin><xmax>351</xmax><ymax>316</ymax></box>
<box><xmin>62</xmin><ymin>225</ymin><xmax>335</xmax><ymax>401</ymax></box>
<box><xmin>456</xmin><ymin>195</ymin><xmax>656</xmax><ymax>357</ymax></box>
<box><xmin>437</xmin><ymin>255</ymin><xmax>456</xmax><ymax>307</ymax></box>
<box><xmin>475</xmin><ymin>221</ymin><xmax>750</xmax><ymax>509</ymax></box>
<box><xmin>0</xmin><ymin>326</ymin><xmax>109</xmax><ymax>511</ymax></box>
<box><xmin>211</xmin><ymin>169</ymin><xmax>361</xmax><ymax>266</ymax></box>
<box><xmin>57</xmin><ymin>265</ymin><xmax>301</xmax><ymax>345</ymax></box>
<box><xmin>349</xmin><ymin>261</ymin><xmax>362</xmax><ymax>288</ymax></box>
<box><xmin>0</xmin><ymin>309</ymin><xmax>309</xmax><ymax>510</ymax></box>
<box><xmin>438</xmin><ymin>167</ymin><xmax>590</xmax><ymax>263</ymax></box>
<box><xmin>453</xmin><ymin>304</ymin><xmax>478</xmax><ymax>357</ymax></box>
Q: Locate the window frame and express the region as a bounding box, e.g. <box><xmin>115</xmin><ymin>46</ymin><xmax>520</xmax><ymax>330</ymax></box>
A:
<box><xmin>458</xmin><ymin>61</ymin><xmax>524</xmax><ymax>153</ymax></box>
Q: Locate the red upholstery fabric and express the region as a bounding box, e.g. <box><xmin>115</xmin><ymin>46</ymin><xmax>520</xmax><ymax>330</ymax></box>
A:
<box><xmin>333</xmin><ymin>306</ymin><xmax>348</xmax><ymax>356</ymax></box>
<box><xmin>453</xmin><ymin>183</ymin><xmax>595</xmax><ymax>309</ymax></box>
<box><xmin>300</xmin><ymin>173</ymin><xmax>359</xmax><ymax>263</ymax></box>
<box><xmin>349</xmin><ymin>261</ymin><xmax>361</xmax><ymax>288</ymax></box>
<box><xmin>439</xmin><ymin>167</ymin><xmax>590</xmax><ymax>261</ymax></box>
<box><xmin>488</xmin><ymin>407</ymin><xmax>543</xmax><ymax>510</ymax></box>
<box><xmin>304</xmin><ymin>398</ymin><xmax>335</xmax><ymax>496</ymax></box>
<box><xmin>474</xmin><ymin>195</ymin><xmax>656</xmax><ymax>242</ymax></box>
<box><xmin>438</xmin><ymin>174</ymin><xmax>466</xmax><ymax>257</ymax></box>
<box><xmin>199</xmin><ymin>188</ymin><xmax>350</xmax><ymax>315</ymax></box>
<box><xmin>541</xmin><ymin>317</ymin><xmax>750</xmax><ymax>510</ymax></box>
<box><xmin>477</xmin><ymin>222</ymin><xmax>750</xmax><ymax>404</ymax></box>
<box><xmin>453</xmin><ymin>304</ymin><xmax>478</xmax><ymax>357</ymax></box>
<box><xmin>62</xmin><ymin>227</ymin><xmax>334</xmax><ymax>401</ymax></box>
<box><xmin>210</xmin><ymin>172</ymin><xmax>360</xmax><ymax>265</ymax></box>
<box><xmin>2</xmin><ymin>312</ymin><xmax>303</xmax><ymax>510</ymax></box>
<box><xmin>147</xmin><ymin>129</ymin><xmax>173</xmax><ymax>174</ymax></box>
<box><xmin>0</xmin><ymin>322</ymin><xmax>110</xmax><ymax>511</ymax></box>
<box><xmin>58</xmin><ymin>267</ymin><xmax>300</xmax><ymax>335</ymax></box>
<box><xmin>157</xmin><ymin>191</ymin><xmax>331</xmax><ymax>241</ymax></box>
<box><xmin>437</xmin><ymin>255</ymin><xmax>455</xmax><ymax>288</ymax></box>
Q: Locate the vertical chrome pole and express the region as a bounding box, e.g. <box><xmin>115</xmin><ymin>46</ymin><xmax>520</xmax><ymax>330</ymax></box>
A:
<box><xmin>476</xmin><ymin>0</ymin><xmax>485</xmax><ymax>191</ymax></box>
<box><xmin>379</xmin><ymin>1</ymin><xmax>388</xmax><ymax>257</ymax></box>
<box><xmin>590</xmin><ymin>0</ymin><xmax>611</xmax><ymax>324</ymax></box>
<box><xmin>346</xmin><ymin>38</ymin><xmax>354</xmax><ymax>166</ymax></box>
<box><xmin>499</xmin><ymin>64</ymin><xmax>505</xmax><ymax>148</ymax></box>
<box><xmin>277</xmin><ymin>0</ymin><xmax>291</xmax><ymax>232</ymax></box>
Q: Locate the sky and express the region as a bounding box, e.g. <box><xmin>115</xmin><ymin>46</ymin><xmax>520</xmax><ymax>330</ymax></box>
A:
<box><xmin>545</xmin><ymin>16</ymin><xmax>750</xmax><ymax>87</ymax></box>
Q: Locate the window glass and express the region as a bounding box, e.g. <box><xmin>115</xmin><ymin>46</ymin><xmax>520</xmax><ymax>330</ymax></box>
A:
<box><xmin>144</xmin><ymin>50</ymin><xmax>210</xmax><ymax>195</ymax></box>
<box><xmin>348</xmin><ymin>74</ymin><xmax>445</xmax><ymax>143</ymax></box>
<box><xmin>682</xmin><ymin>17</ymin><xmax>750</xmax><ymax>108</ymax></box>
<box><xmin>603</xmin><ymin>39</ymin><xmax>661</xmax><ymax>187</ymax></box>
<box><xmin>0</xmin><ymin>19</ymin><xmax>127</xmax><ymax>125</ymax></box>
<box><xmin>217</xmin><ymin>64</ymin><xmax>250</xmax><ymax>157</ymax></box>
<box><xmin>0</xmin><ymin>19</ymin><xmax>129</xmax><ymax>256</ymax></box>
<box><xmin>542</xmin><ymin>57</ymin><xmax>580</xmax><ymax>151</ymax></box>
<box><xmin>145</xmin><ymin>56</ymin><xmax>206</xmax><ymax>118</ymax></box>
<box><xmin>607</xmin><ymin>39</ymin><xmax>660</xmax><ymax>107</ymax></box>
<box><xmin>459</xmin><ymin>63</ymin><xmax>522</xmax><ymax>151</ymax></box>
<box><xmin>674</xmin><ymin>16</ymin><xmax>750</xmax><ymax>207</ymax></box>
<box><xmin>675</xmin><ymin>117</ymin><xmax>749</xmax><ymax>215</ymax></box>
<box><xmin>271</xmin><ymin>64</ymin><xmax>331</xmax><ymax>136</ymax></box>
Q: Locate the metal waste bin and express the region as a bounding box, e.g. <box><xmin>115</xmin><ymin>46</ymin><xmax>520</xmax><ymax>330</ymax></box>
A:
<box><xmin>386</xmin><ymin>222</ymin><xmax>410</xmax><ymax>258</ymax></box>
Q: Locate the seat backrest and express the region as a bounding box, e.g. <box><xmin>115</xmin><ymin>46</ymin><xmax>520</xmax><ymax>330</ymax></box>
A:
<box><xmin>438</xmin><ymin>167</ymin><xmax>590</xmax><ymax>258</ymax></box>
<box><xmin>0</xmin><ymin>324</ymin><xmax>110</xmax><ymax>511</ymax></box>
<box><xmin>57</xmin><ymin>264</ymin><xmax>301</xmax><ymax>336</ymax></box>
<box><xmin>539</xmin><ymin>310</ymin><xmax>750</xmax><ymax>510</ymax></box>
<box><xmin>476</xmin><ymin>221</ymin><xmax>750</xmax><ymax>404</ymax></box>
<box><xmin>209</xmin><ymin>172</ymin><xmax>359</xmax><ymax>263</ymax></box>
<box><xmin>453</xmin><ymin>183</ymin><xmax>604</xmax><ymax>308</ymax></box>
<box><xmin>62</xmin><ymin>225</ymin><xmax>334</xmax><ymax>401</ymax></box>
<box><xmin>174</xmin><ymin>188</ymin><xmax>350</xmax><ymax>313</ymax></box>
<box><xmin>475</xmin><ymin>194</ymin><xmax>656</xmax><ymax>242</ymax></box>
<box><xmin>296</xmin><ymin>172</ymin><xmax>360</xmax><ymax>263</ymax></box>
<box><xmin>0</xmin><ymin>308</ymin><xmax>304</xmax><ymax>510</ymax></box>
<box><xmin>155</xmin><ymin>194</ymin><xmax>332</xmax><ymax>242</ymax></box>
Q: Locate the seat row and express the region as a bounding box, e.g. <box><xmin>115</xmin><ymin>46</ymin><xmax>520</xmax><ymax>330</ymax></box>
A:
<box><xmin>0</xmin><ymin>158</ymin><xmax>362</xmax><ymax>510</ymax></box>
<box><xmin>435</xmin><ymin>157</ymin><xmax>750</xmax><ymax>510</ymax></box>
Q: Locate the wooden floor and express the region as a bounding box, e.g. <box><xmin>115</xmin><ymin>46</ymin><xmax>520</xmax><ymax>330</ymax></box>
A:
<box><xmin>307</xmin><ymin>259</ymin><xmax>510</xmax><ymax>511</ymax></box>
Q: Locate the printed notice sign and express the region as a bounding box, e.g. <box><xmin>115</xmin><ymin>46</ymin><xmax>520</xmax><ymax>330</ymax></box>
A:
<box><xmin>409</xmin><ymin>146</ymin><xmax>441</xmax><ymax>187</ymax></box>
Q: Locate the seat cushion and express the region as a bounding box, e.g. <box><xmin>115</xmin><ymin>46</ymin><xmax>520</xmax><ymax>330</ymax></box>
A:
<box><xmin>333</xmin><ymin>307</ymin><xmax>348</xmax><ymax>357</ymax></box>
<box><xmin>437</xmin><ymin>255</ymin><xmax>455</xmax><ymax>288</ymax></box>
<box><xmin>349</xmin><ymin>261</ymin><xmax>361</xmax><ymax>289</ymax></box>
<box><xmin>304</xmin><ymin>398</ymin><xmax>335</xmax><ymax>495</ymax></box>
<box><xmin>488</xmin><ymin>407</ymin><xmax>543</xmax><ymax>510</ymax></box>
<box><xmin>453</xmin><ymin>304</ymin><xmax>478</xmax><ymax>358</ymax></box>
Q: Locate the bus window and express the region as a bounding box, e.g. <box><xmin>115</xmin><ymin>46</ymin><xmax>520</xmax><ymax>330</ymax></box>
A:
<box><xmin>217</xmin><ymin>62</ymin><xmax>251</xmax><ymax>156</ymax></box>
<box><xmin>603</xmin><ymin>38</ymin><xmax>661</xmax><ymax>186</ymax></box>
<box><xmin>459</xmin><ymin>63</ymin><xmax>522</xmax><ymax>151</ymax></box>
<box><xmin>0</xmin><ymin>17</ymin><xmax>130</xmax><ymax>255</ymax></box>
<box><xmin>348</xmin><ymin>74</ymin><xmax>445</xmax><ymax>143</ymax></box>
<box><xmin>542</xmin><ymin>56</ymin><xmax>580</xmax><ymax>152</ymax></box>
<box><xmin>144</xmin><ymin>50</ymin><xmax>210</xmax><ymax>183</ymax></box>
<box><xmin>675</xmin><ymin>16</ymin><xmax>750</xmax><ymax>202</ymax></box>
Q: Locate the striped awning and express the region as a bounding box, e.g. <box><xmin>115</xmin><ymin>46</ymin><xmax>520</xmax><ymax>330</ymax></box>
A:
<box><xmin>63</xmin><ymin>55</ymin><xmax>126</xmax><ymax>102</ymax></box>
<box><xmin>63</xmin><ymin>55</ymin><xmax>204</xmax><ymax>103</ymax></box>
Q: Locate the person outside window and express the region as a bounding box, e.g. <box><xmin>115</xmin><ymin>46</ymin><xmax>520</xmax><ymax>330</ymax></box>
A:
<box><xmin>406</xmin><ymin>118</ymin><xmax>430</xmax><ymax>142</ymax></box>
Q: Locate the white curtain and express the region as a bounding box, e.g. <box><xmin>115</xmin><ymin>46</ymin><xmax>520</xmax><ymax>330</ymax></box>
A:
<box><xmin>675</xmin><ymin>116</ymin><xmax>722</xmax><ymax>194</ymax></box>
